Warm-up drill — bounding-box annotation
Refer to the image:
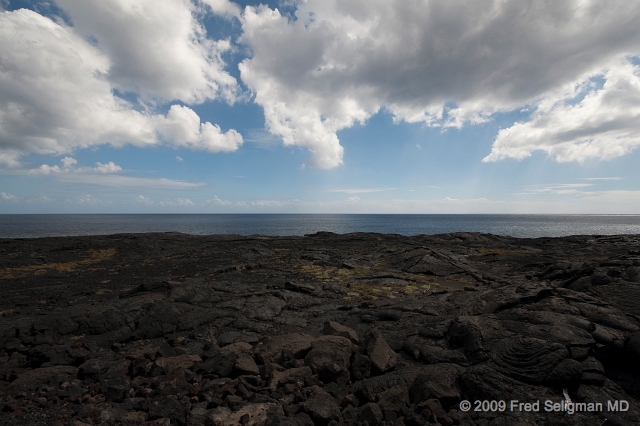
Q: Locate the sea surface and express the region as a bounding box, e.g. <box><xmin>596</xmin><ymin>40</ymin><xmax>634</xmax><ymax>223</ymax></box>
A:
<box><xmin>1</xmin><ymin>214</ymin><xmax>640</xmax><ymax>239</ymax></box>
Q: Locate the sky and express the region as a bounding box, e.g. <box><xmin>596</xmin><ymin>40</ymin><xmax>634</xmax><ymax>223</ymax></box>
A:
<box><xmin>1</xmin><ymin>0</ymin><xmax>640</xmax><ymax>214</ymax></box>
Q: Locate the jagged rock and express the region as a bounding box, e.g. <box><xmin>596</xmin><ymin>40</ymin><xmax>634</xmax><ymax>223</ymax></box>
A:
<box><xmin>148</xmin><ymin>397</ymin><xmax>187</xmax><ymax>426</ymax></box>
<box><xmin>197</xmin><ymin>351</ymin><xmax>238</xmax><ymax>377</ymax></box>
<box><xmin>321</xmin><ymin>321</ymin><xmax>359</xmax><ymax>344</ymax></box>
<box><xmin>409</xmin><ymin>365</ymin><xmax>462</xmax><ymax>407</ymax></box>
<box><xmin>304</xmin><ymin>335</ymin><xmax>352</xmax><ymax>383</ymax></box>
<box><xmin>219</xmin><ymin>341</ymin><xmax>253</xmax><ymax>356</ymax></box>
<box><xmin>350</xmin><ymin>353</ymin><xmax>371</xmax><ymax>381</ymax></box>
<box><xmin>568</xmin><ymin>276</ymin><xmax>592</xmax><ymax>291</ymax></box>
<box><xmin>301</xmin><ymin>389</ymin><xmax>341</xmax><ymax>426</ymax></box>
<box><xmin>285</xmin><ymin>281</ymin><xmax>317</xmax><ymax>294</ymax></box>
<box><xmin>365</xmin><ymin>330</ymin><xmax>397</xmax><ymax>373</ymax></box>
<box><xmin>448</xmin><ymin>317</ymin><xmax>487</xmax><ymax>363</ymax></box>
<box><xmin>125</xmin><ymin>344</ymin><xmax>161</xmax><ymax>361</ymax></box>
<box><xmin>376</xmin><ymin>384</ymin><xmax>409</xmax><ymax>413</ymax></box>
<box><xmin>235</xmin><ymin>356</ymin><xmax>260</xmax><ymax>376</ymax></box>
<box><xmin>152</xmin><ymin>354</ymin><xmax>201</xmax><ymax>375</ymax></box>
<box><xmin>357</xmin><ymin>402</ymin><xmax>384</xmax><ymax>426</ymax></box>
<box><xmin>3</xmin><ymin>232</ymin><xmax>640</xmax><ymax>425</ymax></box>
<box><xmin>218</xmin><ymin>331</ymin><xmax>259</xmax><ymax>347</ymax></box>
<box><xmin>626</xmin><ymin>331</ymin><xmax>640</xmax><ymax>358</ymax></box>
<box><xmin>341</xmin><ymin>404</ymin><xmax>358</xmax><ymax>423</ymax></box>
<box><xmin>225</xmin><ymin>394</ymin><xmax>245</xmax><ymax>410</ymax></box>
<box><xmin>255</xmin><ymin>333</ymin><xmax>315</xmax><ymax>365</ymax></box>
<box><xmin>420</xmin><ymin>345</ymin><xmax>468</xmax><ymax>365</ymax></box>
<box><xmin>205</xmin><ymin>403</ymin><xmax>283</xmax><ymax>426</ymax></box>
<box><xmin>78</xmin><ymin>359</ymin><xmax>103</xmax><ymax>381</ymax></box>
<box><xmin>269</xmin><ymin>366</ymin><xmax>313</xmax><ymax>389</ymax></box>
<box><xmin>9</xmin><ymin>365</ymin><xmax>78</xmax><ymax>390</ymax></box>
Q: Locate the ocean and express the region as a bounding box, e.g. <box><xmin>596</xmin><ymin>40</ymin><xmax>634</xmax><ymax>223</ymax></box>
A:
<box><xmin>1</xmin><ymin>214</ymin><xmax>640</xmax><ymax>239</ymax></box>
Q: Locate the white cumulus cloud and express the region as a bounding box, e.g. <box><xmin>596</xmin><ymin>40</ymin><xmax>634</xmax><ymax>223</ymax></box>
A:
<box><xmin>484</xmin><ymin>60</ymin><xmax>640</xmax><ymax>162</ymax></box>
<box><xmin>159</xmin><ymin>105</ymin><xmax>243</xmax><ymax>153</ymax></box>
<box><xmin>30</xmin><ymin>157</ymin><xmax>122</xmax><ymax>175</ymax></box>
<box><xmin>239</xmin><ymin>0</ymin><xmax>640</xmax><ymax>168</ymax></box>
<box><xmin>55</xmin><ymin>0</ymin><xmax>239</xmax><ymax>104</ymax></box>
<box><xmin>0</xmin><ymin>6</ymin><xmax>242</xmax><ymax>164</ymax></box>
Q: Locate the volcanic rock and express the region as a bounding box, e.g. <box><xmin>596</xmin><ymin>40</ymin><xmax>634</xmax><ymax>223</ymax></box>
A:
<box><xmin>2</xmin><ymin>231</ymin><xmax>640</xmax><ymax>425</ymax></box>
<box><xmin>304</xmin><ymin>335</ymin><xmax>352</xmax><ymax>383</ymax></box>
<box><xmin>364</xmin><ymin>330</ymin><xmax>397</xmax><ymax>373</ymax></box>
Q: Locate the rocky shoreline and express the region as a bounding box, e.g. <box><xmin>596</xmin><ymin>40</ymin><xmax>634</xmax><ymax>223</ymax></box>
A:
<box><xmin>1</xmin><ymin>231</ymin><xmax>639</xmax><ymax>425</ymax></box>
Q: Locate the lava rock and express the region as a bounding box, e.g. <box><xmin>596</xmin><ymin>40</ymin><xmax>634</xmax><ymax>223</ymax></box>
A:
<box><xmin>321</xmin><ymin>321</ymin><xmax>359</xmax><ymax>344</ymax></box>
<box><xmin>301</xmin><ymin>390</ymin><xmax>341</xmax><ymax>426</ymax></box>
<box><xmin>350</xmin><ymin>353</ymin><xmax>371</xmax><ymax>381</ymax></box>
<box><xmin>357</xmin><ymin>402</ymin><xmax>384</xmax><ymax>426</ymax></box>
<box><xmin>304</xmin><ymin>335</ymin><xmax>352</xmax><ymax>383</ymax></box>
<box><xmin>364</xmin><ymin>330</ymin><xmax>397</xmax><ymax>373</ymax></box>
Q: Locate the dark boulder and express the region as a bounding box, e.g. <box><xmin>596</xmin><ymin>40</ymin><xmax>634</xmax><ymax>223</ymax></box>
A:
<box><xmin>357</xmin><ymin>402</ymin><xmax>384</xmax><ymax>426</ymax></box>
<box><xmin>547</xmin><ymin>358</ymin><xmax>583</xmax><ymax>388</ymax></box>
<box><xmin>409</xmin><ymin>365</ymin><xmax>462</xmax><ymax>408</ymax></box>
<box><xmin>365</xmin><ymin>330</ymin><xmax>397</xmax><ymax>373</ymax></box>
<box><xmin>301</xmin><ymin>390</ymin><xmax>341</xmax><ymax>426</ymax></box>
<box><xmin>304</xmin><ymin>335</ymin><xmax>352</xmax><ymax>384</ymax></box>
<box><xmin>350</xmin><ymin>353</ymin><xmax>371</xmax><ymax>381</ymax></box>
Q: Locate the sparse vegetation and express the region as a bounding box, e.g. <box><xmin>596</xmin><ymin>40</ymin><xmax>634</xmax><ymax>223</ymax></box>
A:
<box><xmin>0</xmin><ymin>248</ymin><xmax>117</xmax><ymax>280</ymax></box>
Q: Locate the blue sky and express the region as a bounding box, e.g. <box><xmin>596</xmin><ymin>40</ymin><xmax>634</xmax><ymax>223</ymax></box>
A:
<box><xmin>1</xmin><ymin>0</ymin><xmax>640</xmax><ymax>213</ymax></box>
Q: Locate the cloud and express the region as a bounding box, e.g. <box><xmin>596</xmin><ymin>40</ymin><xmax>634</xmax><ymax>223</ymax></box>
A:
<box><xmin>328</xmin><ymin>187</ymin><xmax>391</xmax><ymax>194</ymax></box>
<box><xmin>1</xmin><ymin>191</ymin><xmax>15</xmax><ymax>200</ymax></box>
<box><xmin>29</xmin><ymin>157</ymin><xmax>205</xmax><ymax>189</ymax></box>
<box><xmin>159</xmin><ymin>198</ymin><xmax>196</xmax><ymax>206</ymax></box>
<box><xmin>346</xmin><ymin>196</ymin><xmax>360</xmax><ymax>202</ymax></box>
<box><xmin>239</xmin><ymin>1</ymin><xmax>640</xmax><ymax>168</ymax></box>
<box><xmin>579</xmin><ymin>177</ymin><xmax>622</xmax><ymax>181</ymax></box>
<box><xmin>484</xmin><ymin>60</ymin><xmax>640</xmax><ymax>162</ymax></box>
<box><xmin>55</xmin><ymin>0</ymin><xmax>239</xmax><ymax>104</ymax></box>
<box><xmin>518</xmin><ymin>183</ymin><xmax>595</xmax><ymax>195</ymax></box>
<box><xmin>29</xmin><ymin>157</ymin><xmax>122</xmax><ymax>175</ymax></box>
<box><xmin>201</xmin><ymin>0</ymin><xmax>241</xmax><ymax>19</ymax></box>
<box><xmin>159</xmin><ymin>105</ymin><xmax>243</xmax><ymax>153</ymax></box>
<box><xmin>208</xmin><ymin>196</ymin><xmax>232</xmax><ymax>206</ymax></box>
<box><xmin>136</xmin><ymin>195</ymin><xmax>153</xmax><ymax>205</ymax></box>
<box><xmin>244</xmin><ymin>128</ymin><xmax>282</xmax><ymax>149</ymax></box>
<box><xmin>581</xmin><ymin>190</ymin><xmax>640</xmax><ymax>202</ymax></box>
<box><xmin>515</xmin><ymin>183</ymin><xmax>640</xmax><ymax>203</ymax></box>
<box><xmin>176</xmin><ymin>156</ymin><xmax>184</xmax><ymax>162</ymax></box>
<box><xmin>0</xmin><ymin>7</ymin><xmax>241</xmax><ymax>162</ymax></box>
<box><xmin>76</xmin><ymin>194</ymin><xmax>103</xmax><ymax>205</ymax></box>
<box><xmin>58</xmin><ymin>174</ymin><xmax>205</xmax><ymax>190</ymax></box>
